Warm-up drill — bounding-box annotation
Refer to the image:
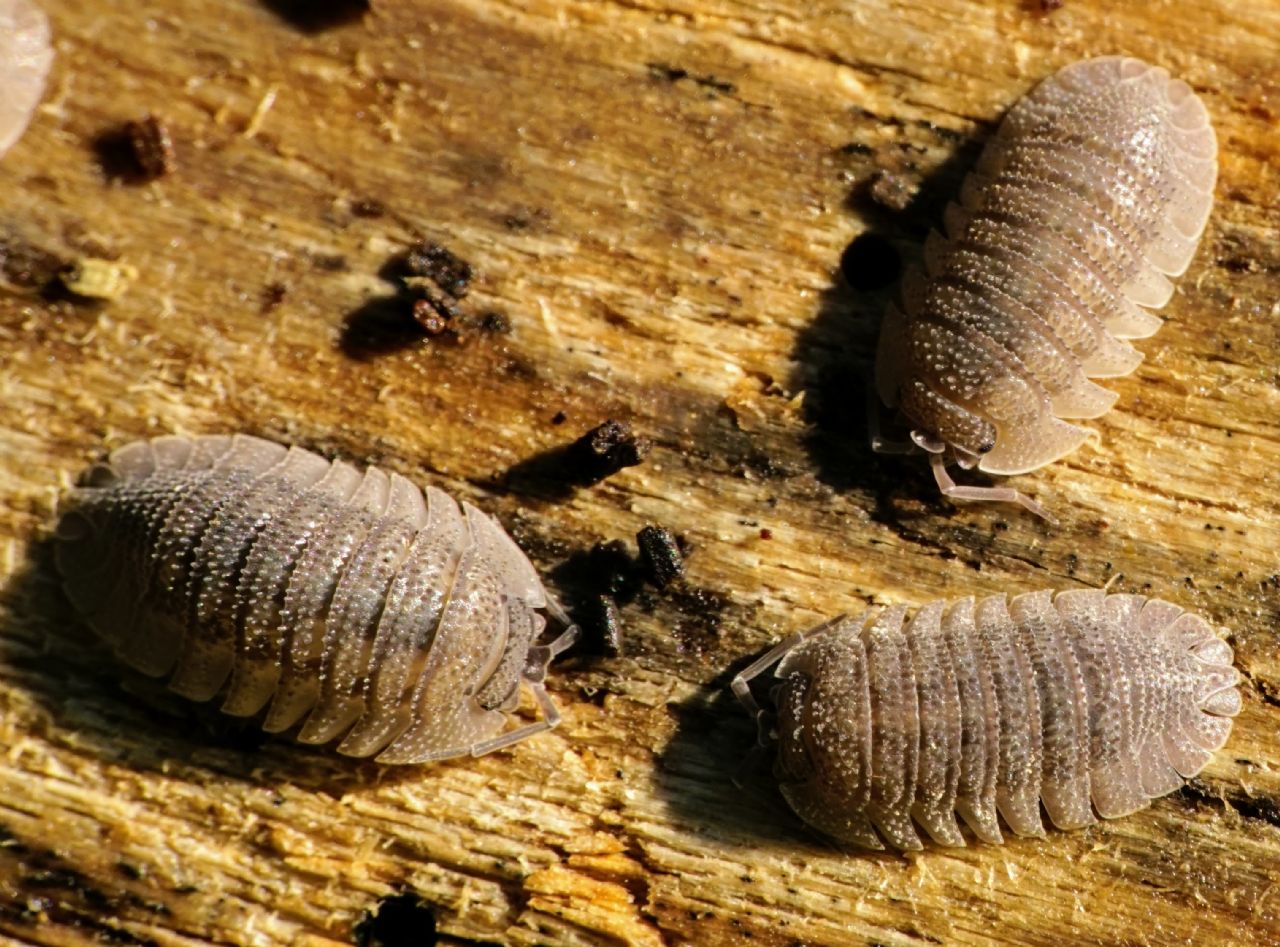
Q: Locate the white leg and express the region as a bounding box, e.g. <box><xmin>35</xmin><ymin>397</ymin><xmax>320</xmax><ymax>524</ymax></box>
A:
<box><xmin>931</xmin><ymin>453</ymin><xmax>1056</xmax><ymax>524</ymax></box>
<box><xmin>866</xmin><ymin>383</ymin><xmax>916</xmax><ymax>454</ymax></box>
<box><xmin>408</xmin><ymin>627</ymin><xmax>577</xmax><ymax>762</ymax></box>
<box><xmin>543</xmin><ymin>594</ymin><xmax>573</xmax><ymax>628</ymax></box>
<box><xmin>730</xmin><ymin>615</ymin><xmax>851</xmax><ymax>715</ymax></box>
<box><xmin>467</xmin><ymin>682</ymin><xmax>561</xmax><ymax>757</ymax></box>
<box><xmin>730</xmin><ymin>631</ymin><xmax>808</xmax><ymax>716</ymax></box>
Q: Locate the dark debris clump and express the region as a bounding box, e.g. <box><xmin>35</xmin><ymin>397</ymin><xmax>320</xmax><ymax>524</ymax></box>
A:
<box><xmin>569</xmin><ymin>420</ymin><xmax>652</xmax><ymax>486</ymax></box>
<box><xmin>404</xmin><ymin>242</ymin><xmax>473</xmax><ymax>298</ymax></box>
<box><xmin>551</xmin><ymin>525</ymin><xmax>696</xmax><ymax>657</ymax></box>
<box><xmin>636</xmin><ymin>525</ymin><xmax>685</xmax><ymax>589</ymax></box>
<box><xmin>124</xmin><ymin>115</ymin><xmax>176</xmax><ymax>179</ymax></box>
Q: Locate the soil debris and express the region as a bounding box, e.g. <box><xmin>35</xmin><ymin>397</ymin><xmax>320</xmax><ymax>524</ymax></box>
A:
<box><xmin>59</xmin><ymin>258</ymin><xmax>138</xmax><ymax>300</ymax></box>
<box><xmin>404</xmin><ymin>241</ymin><xmax>473</xmax><ymax>298</ymax></box>
<box><xmin>570</xmin><ymin>420</ymin><xmax>652</xmax><ymax>485</ymax></box>
<box><xmin>124</xmin><ymin>115</ymin><xmax>175</xmax><ymax>179</ymax></box>
<box><xmin>637</xmin><ymin>526</ymin><xmax>685</xmax><ymax>589</ymax></box>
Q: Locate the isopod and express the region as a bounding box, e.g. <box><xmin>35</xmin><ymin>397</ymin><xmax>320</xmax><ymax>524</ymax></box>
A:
<box><xmin>55</xmin><ymin>434</ymin><xmax>577</xmax><ymax>763</ymax></box>
<box><xmin>873</xmin><ymin>57</ymin><xmax>1217</xmax><ymax>517</ymax></box>
<box><xmin>732</xmin><ymin>589</ymin><xmax>1240</xmax><ymax>850</ymax></box>
<box><xmin>0</xmin><ymin>0</ymin><xmax>54</xmax><ymax>159</ymax></box>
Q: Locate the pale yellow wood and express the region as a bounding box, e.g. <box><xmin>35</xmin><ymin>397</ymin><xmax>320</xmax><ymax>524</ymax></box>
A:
<box><xmin>0</xmin><ymin>0</ymin><xmax>1277</xmax><ymax>944</ymax></box>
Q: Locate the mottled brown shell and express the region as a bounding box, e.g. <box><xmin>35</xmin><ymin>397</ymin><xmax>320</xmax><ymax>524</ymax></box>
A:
<box><xmin>875</xmin><ymin>57</ymin><xmax>1216</xmax><ymax>478</ymax></box>
<box><xmin>733</xmin><ymin>590</ymin><xmax>1240</xmax><ymax>850</ymax></box>
<box><xmin>55</xmin><ymin>434</ymin><xmax>576</xmax><ymax>764</ymax></box>
<box><xmin>0</xmin><ymin>0</ymin><xmax>53</xmax><ymax>158</ymax></box>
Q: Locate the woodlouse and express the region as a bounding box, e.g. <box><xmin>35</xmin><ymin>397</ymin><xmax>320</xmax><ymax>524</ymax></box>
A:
<box><xmin>732</xmin><ymin>589</ymin><xmax>1240</xmax><ymax>850</ymax></box>
<box><xmin>0</xmin><ymin>0</ymin><xmax>54</xmax><ymax>158</ymax></box>
<box><xmin>873</xmin><ymin>57</ymin><xmax>1217</xmax><ymax>517</ymax></box>
<box><xmin>55</xmin><ymin>434</ymin><xmax>577</xmax><ymax>763</ymax></box>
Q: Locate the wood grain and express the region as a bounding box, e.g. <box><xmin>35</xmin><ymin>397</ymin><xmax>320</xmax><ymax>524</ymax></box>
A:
<box><xmin>0</xmin><ymin>0</ymin><xmax>1276</xmax><ymax>944</ymax></box>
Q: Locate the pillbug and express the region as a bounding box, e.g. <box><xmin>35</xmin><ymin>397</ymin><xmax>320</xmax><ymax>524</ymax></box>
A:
<box><xmin>0</xmin><ymin>0</ymin><xmax>53</xmax><ymax>158</ymax></box>
<box><xmin>873</xmin><ymin>58</ymin><xmax>1217</xmax><ymax>517</ymax></box>
<box><xmin>55</xmin><ymin>434</ymin><xmax>578</xmax><ymax>763</ymax></box>
<box><xmin>732</xmin><ymin>589</ymin><xmax>1239</xmax><ymax>850</ymax></box>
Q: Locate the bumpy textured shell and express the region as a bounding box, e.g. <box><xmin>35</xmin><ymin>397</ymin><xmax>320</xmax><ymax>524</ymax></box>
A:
<box><xmin>875</xmin><ymin>57</ymin><xmax>1217</xmax><ymax>475</ymax></box>
<box><xmin>0</xmin><ymin>0</ymin><xmax>54</xmax><ymax>158</ymax></box>
<box><xmin>734</xmin><ymin>590</ymin><xmax>1240</xmax><ymax>850</ymax></box>
<box><xmin>55</xmin><ymin>435</ymin><xmax>574</xmax><ymax>764</ymax></box>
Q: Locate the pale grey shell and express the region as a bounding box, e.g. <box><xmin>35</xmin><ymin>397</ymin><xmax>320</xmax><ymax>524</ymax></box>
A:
<box><xmin>0</xmin><ymin>0</ymin><xmax>54</xmax><ymax>158</ymax></box>
<box><xmin>55</xmin><ymin>434</ymin><xmax>575</xmax><ymax>764</ymax></box>
<box><xmin>734</xmin><ymin>590</ymin><xmax>1240</xmax><ymax>850</ymax></box>
<box><xmin>875</xmin><ymin>57</ymin><xmax>1217</xmax><ymax>475</ymax></box>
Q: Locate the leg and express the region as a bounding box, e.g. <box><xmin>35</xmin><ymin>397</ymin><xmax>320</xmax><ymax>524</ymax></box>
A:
<box><xmin>730</xmin><ymin>615</ymin><xmax>852</xmax><ymax>716</ymax></box>
<box><xmin>866</xmin><ymin>383</ymin><xmax>916</xmax><ymax>455</ymax></box>
<box><xmin>400</xmin><ymin>682</ymin><xmax>564</xmax><ymax>762</ymax></box>
<box><xmin>931</xmin><ymin>453</ymin><xmax>1057</xmax><ymax>524</ymax></box>
<box><xmin>543</xmin><ymin>594</ymin><xmax>573</xmax><ymax>628</ymax></box>
<box><xmin>468</xmin><ymin>681</ymin><xmax>561</xmax><ymax>757</ymax></box>
<box><xmin>730</xmin><ymin>631</ymin><xmax>808</xmax><ymax>717</ymax></box>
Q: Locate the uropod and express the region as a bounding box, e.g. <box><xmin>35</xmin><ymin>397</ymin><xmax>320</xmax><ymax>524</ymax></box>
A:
<box><xmin>55</xmin><ymin>434</ymin><xmax>577</xmax><ymax>763</ymax></box>
<box><xmin>873</xmin><ymin>57</ymin><xmax>1217</xmax><ymax>517</ymax></box>
<box><xmin>732</xmin><ymin>589</ymin><xmax>1240</xmax><ymax>850</ymax></box>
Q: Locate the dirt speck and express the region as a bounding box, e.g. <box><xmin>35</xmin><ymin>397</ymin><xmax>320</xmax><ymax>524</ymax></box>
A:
<box><xmin>867</xmin><ymin>169</ymin><xmax>917</xmax><ymax>212</ymax></box>
<box><xmin>404</xmin><ymin>242</ymin><xmax>473</xmax><ymax>298</ymax></box>
<box><xmin>646</xmin><ymin>62</ymin><xmax>736</xmax><ymax>95</ymax></box>
<box><xmin>637</xmin><ymin>526</ymin><xmax>685</xmax><ymax>589</ymax></box>
<box><xmin>351</xmin><ymin>198</ymin><xmax>386</xmax><ymax>219</ymax></box>
<box><xmin>124</xmin><ymin>115</ymin><xmax>175</xmax><ymax>179</ymax></box>
<box><xmin>0</xmin><ymin>234</ymin><xmax>66</xmax><ymax>290</ymax></box>
<box><xmin>260</xmin><ymin>281</ymin><xmax>288</xmax><ymax>313</ymax></box>
<box><xmin>479</xmin><ymin>310</ymin><xmax>511</xmax><ymax>334</ymax></box>
<box><xmin>411</xmin><ymin>297</ymin><xmax>455</xmax><ymax>338</ymax></box>
<box><xmin>571</xmin><ymin>420</ymin><xmax>652</xmax><ymax>484</ymax></box>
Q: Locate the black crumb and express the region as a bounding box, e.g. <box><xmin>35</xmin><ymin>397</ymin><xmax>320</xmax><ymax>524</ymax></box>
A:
<box><xmin>260</xmin><ymin>281</ymin><xmax>288</xmax><ymax>313</ymax></box>
<box><xmin>500</xmin><ymin>421</ymin><xmax>650</xmax><ymax>499</ymax></box>
<box><xmin>636</xmin><ymin>526</ymin><xmax>685</xmax><ymax>589</ymax></box>
<box><xmin>351</xmin><ymin>198</ymin><xmax>386</xmax><ymax>218</ymax></box>
<box><xmin>571</xmin><ymin>420</ymin><xmax>652</xmax><ymax>483</ymax></box>
<box><xmin>404</xmin><ymin>242</ymin><xmax>473</xmax><ymax>298</ymax></box>
<box><xmin>646</xmin><ymin>62</ymin><xmax>736</xmax><ymax>94</ymax></box>
<box><xmin>550</xmin><ymin>411</ymin><xmax>567</xmax><ymax>426</ymax></box>
<box><xmin>124</xmin><ymin>115</ymin><xmax>176</xmax><ymax>179</ymax></box>
<box><xmin>353</xmin><ymin>892</ymin><xmax>437</xmax><ymax>947</ymax></box>
<box><xmin>587</xmin><ymin>594</ymin><xmax>624</xmax><ymax>657</ymax></box>
<box><xmin>478</xmin><ymin>310</ymin><xmax>511</xmax><ymax>334</ymax></box>
<box><xmin>340</xmin><ymin>241</ymin><xmax>480</xmax><ymax>358</ymax></box>
<box><xmin>550</xmin><ymin>541</ymin><xmax>643</xmax><ymax>656</ymax></box>
<box><xmin>312</xmin><ymin>253</ymin><xmax>348</xmax><ymax>273</ymax></box>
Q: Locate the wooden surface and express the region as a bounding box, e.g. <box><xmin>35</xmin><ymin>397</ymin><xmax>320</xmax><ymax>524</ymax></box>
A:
<box><xmin>1</xmin><ymin>0</ymin><xmax>1278</xmax><ymax>944</ymax></box>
